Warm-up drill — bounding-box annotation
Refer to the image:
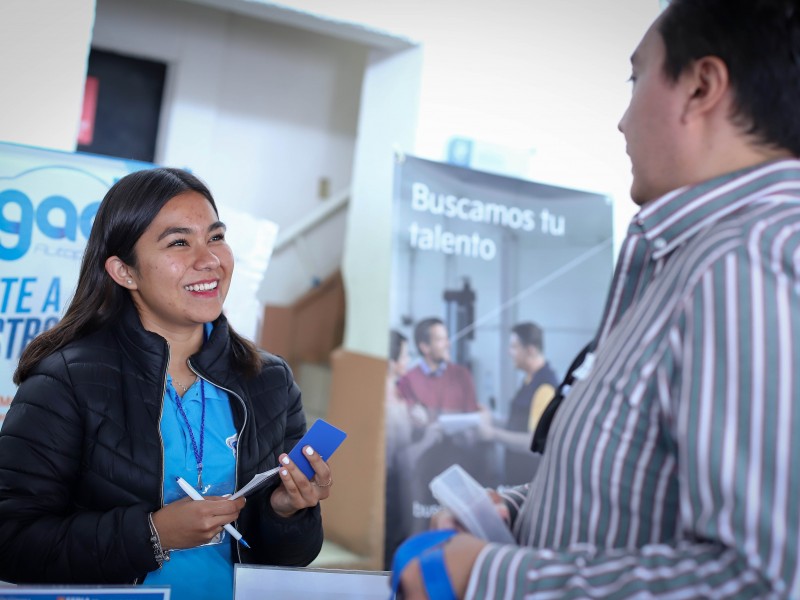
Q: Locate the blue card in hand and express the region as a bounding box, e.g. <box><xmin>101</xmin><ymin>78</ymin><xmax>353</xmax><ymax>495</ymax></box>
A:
<box><xmin>288</xmin><ymin>419</ymin><xmax>347</xmax><ymax>480</ymax></box>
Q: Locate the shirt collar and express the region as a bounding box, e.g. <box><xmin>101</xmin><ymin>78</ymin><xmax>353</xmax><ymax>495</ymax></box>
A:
<box><xmin>419</xmin><ymin>360</ymin><xmax>447</xmax><ymax>377</ymax></box>
<box><xmin>631</xmin><ymin>158</ymin><xmax>800</xmax><ymax>261</ymax></box>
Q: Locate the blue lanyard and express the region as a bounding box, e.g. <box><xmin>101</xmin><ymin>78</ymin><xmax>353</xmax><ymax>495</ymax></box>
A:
<box><xmin>172</xmin><ymin>379</ymin><xmax>206</xmax><ymax>489</ymax></box>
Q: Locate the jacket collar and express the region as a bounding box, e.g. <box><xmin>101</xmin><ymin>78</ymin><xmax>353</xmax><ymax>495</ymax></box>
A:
<box><xmin>113</xmin><ymin>297</ymin><xmax>236</xmax><ymax>389</ymax></box>
<box><xmin>114</xmin><ymin>298</ymin><xmax>169</xmax><ymax>386</ymax></box>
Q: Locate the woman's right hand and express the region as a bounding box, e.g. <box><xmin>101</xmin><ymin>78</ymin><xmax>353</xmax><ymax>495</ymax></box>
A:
<box><xmin>151</xmin><ymin>495</ymin><xmax>246</xmax><ymax>549</ymax></box>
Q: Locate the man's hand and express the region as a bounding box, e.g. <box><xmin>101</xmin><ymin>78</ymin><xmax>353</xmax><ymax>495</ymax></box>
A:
<box><xmin>398</xmin><ymin>533</ymin><xmax>487</xmax><ymax>600</ymax></box>
<box><xmin>486</xmin><ymin>489</ymin><xmax>511</xmax><ymax>525</ymax></box>
<box><xmin>477</xmin><ymin>406</ymin><xmax>495</xmax><ymax>441</ymax></box>
<box><xmin>430</xmin><ymin>507</ymin><xmax>462</xmax><ymax>531</ymax></box>
<box><xmin>409</xmin><ymin>403</ymin><xmax>431</xmax><ymax>427</ymax></box>
<box><xmin>430</xmin><ymin>489</ymin><xmax>510</xmax><ymax>532</ymax></box>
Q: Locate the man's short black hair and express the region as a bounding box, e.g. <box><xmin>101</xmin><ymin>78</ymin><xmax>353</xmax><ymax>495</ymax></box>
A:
<box><xmin>512</xmin><ymin>322</ymin><xmax>544</xmax><ymax>353</ymax></box>
<box><xmin>414</xmin><ymin>317</ymin><xmax>444</xmax><ymax>353</ymax></box>
<box><xmin>658</xmin><ymin>0</ymin><xmax>800</xmax><ymax>156</ymax></box>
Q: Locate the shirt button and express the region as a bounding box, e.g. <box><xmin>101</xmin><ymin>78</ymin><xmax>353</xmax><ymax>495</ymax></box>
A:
<box><xmin>653</xmin><ymin>237</ymin><xmax>667</xmax><ymax>250</ymax></box>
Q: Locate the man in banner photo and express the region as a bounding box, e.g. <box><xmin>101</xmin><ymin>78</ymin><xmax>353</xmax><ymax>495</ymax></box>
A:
<box><xmin>0</xmin><ymin>142</ymin><xmax>155</xmax><ymax>426</ymax></box>
<box><xmin>397</xmin><ymin>317</ymin><xmax>479</xmax><ymax>418</ymax></box>
<box><xmin>478</xmin><ymin>321</ymin><xmax>558</xmax><ymax>486</ymax></box>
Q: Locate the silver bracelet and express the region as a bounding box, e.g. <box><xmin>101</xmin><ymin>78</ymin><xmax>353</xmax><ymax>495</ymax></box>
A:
<box><xmin>147</xmin><ymin>512</ymin><xmax>170</xmax><ymax>568</ymax></box>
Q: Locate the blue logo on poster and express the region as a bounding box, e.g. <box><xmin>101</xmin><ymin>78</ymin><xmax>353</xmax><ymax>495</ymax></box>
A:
<box><xmin>0</xmin><ymin>189</ymin><xmax>99</xmax><ymax>260</ymax></box>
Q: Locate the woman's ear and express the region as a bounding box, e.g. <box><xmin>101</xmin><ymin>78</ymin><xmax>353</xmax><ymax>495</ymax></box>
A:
<box><xmin>105</xmin><ymin>256</ymin><xmax>137</xmax><ymax>289</ymax></box>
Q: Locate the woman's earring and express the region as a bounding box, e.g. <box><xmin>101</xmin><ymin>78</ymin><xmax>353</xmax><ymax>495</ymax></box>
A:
<box><xmin>127</xmin><ymin>279</ymin><xmax>133</xmax><ymax>285</ymax></box>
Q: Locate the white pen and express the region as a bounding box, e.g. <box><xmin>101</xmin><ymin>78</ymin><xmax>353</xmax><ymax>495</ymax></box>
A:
<box><xmin>175</xmin><ymin>476</ymin><xmax>251</xmax><ymax>549</ymax></box>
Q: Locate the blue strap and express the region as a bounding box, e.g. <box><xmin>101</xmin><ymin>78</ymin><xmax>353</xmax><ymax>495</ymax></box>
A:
<box><xmin>390</xmin><ymin>529</ymin><xmax>458</xmax><ymax>599</ymax></box>
<box><xmin>419</xmin><ymin>545</ymin><xmax>457</xmax><ymax>600</ymax></box>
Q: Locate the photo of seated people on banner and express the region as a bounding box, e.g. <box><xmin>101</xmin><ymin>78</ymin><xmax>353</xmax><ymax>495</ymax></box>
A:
<box><xmin>384</xmin><ymin>154</ymin><xmax>613</xmax><ymax>565</ymax></box>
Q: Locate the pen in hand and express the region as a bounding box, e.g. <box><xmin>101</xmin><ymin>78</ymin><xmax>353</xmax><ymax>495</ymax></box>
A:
<box><xmin>175</xmin><ymin>476</ymin><xmax>251</xmax><ymax>549</ymax></box>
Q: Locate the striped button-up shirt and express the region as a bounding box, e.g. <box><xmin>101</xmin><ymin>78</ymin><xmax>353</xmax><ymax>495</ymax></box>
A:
<box><xmin>467</xmin><ymin>159</ymin><xmax>800</xmax><ymax>599</ymax></box>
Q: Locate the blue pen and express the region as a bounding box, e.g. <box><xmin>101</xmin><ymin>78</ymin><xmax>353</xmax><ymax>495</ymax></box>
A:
<box><xmin>175</xmin><ymin>476</ymin><xmax>251</xmax><ymax>549</ymax></box>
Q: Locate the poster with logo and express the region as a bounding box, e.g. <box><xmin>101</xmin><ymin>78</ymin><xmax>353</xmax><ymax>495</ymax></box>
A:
<box><xmin>384</xmin><ymin>154</ymin><xmax>614</xmax><ymax>566</ymax></box>
<box><xmin>0</xmin><ymin>142</ymin><xmax>153</xmax><ymax>424</ymax></box>
<box><xmin>0</xmin><ymin>142</ymin><xmax>278</xmax><ymax>427</ymax></box>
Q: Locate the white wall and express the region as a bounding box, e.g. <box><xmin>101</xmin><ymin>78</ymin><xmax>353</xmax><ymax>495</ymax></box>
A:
<box><xmin>341</xmin><ymin>46</ymin><xmax>422</xmax><ymax>354</ymax></box>
<box><xmin>0</xmin><ymin>1</ymin><xmax>95</xmax><ymax>150</ymax></box>
<box><xmin>274</xmin><ymin>0</ymin><xmax>660</xmax><ymax>247</ymax></box>
<box><xmin>91</xmin><ymin>0</ymin><xmax>367</xmax><ymax>303</ymax></box>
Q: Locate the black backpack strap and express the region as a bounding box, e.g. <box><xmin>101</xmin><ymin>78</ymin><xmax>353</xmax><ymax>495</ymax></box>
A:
<box><xmin>530</xmin><ymin>340</ymin><xmax>596</xmax><ymax>454</ymax></box>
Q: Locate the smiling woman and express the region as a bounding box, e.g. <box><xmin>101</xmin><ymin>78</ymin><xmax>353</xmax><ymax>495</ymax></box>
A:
<box><xmin>0</xmin><ymin>168</ymin><xmax>333</xmax><ymax>600</ymax></box>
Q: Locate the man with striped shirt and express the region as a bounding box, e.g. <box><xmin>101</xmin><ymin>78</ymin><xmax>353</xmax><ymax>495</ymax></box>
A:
<box><xmin>398</xmin><ymin>0</ymin><xmax>800</xmax><ymax>597</ymax></box>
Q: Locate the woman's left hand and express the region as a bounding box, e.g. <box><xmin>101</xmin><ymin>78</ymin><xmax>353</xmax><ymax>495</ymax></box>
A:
<box><xmin>269</xmin><ymin>445</ymin><xmax>333</xmax><ymax>518</ymax></box>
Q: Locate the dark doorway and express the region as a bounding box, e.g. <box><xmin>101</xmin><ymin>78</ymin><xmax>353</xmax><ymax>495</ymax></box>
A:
<box><xmin>77</xmin><ymin>48</ymin><xmax>167</xmax><ymax>163</ymax></box>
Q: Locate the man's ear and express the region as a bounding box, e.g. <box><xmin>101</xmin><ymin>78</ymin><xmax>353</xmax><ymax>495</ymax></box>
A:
<box><xmin>681</xmin><ymin>55</ymin><xmax>730</xmax><ymax>122</ymax></box>
<box><xmin>105</xmin><ymin>256</ymin><xmax>137</xmax><ymax>289</ymax></box>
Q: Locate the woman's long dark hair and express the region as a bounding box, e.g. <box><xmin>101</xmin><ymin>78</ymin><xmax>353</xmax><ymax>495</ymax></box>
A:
<box><xmin>14</xmin><ymin>167</ymin><xmax>262</xmax><ymax>383</ymax></box>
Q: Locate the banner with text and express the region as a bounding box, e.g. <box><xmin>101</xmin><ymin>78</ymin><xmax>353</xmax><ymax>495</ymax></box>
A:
<box><xmin>384</xmin><ymin>155</ymin><xmax>614</xmax><ymax>566</ymax></box>
<box><xmin>0</xmin><ymin>142</ymin><xmax>155</xmax><ymax>424</ymax></box>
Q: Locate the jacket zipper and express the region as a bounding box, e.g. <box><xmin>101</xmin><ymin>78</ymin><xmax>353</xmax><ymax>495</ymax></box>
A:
<box><xmin>159</xmin><ymin>348</ymin><xmax>168</xmax><ymax>510</ymax></box>
<box><xmin>188</xmin><ymin>360</ymin><xmax>249</xmax><ymax>564</ymax></box>
<box><xmin>134</xmin><ymin>344</ymin><xmax>170</xmax><ymax>586</ymax></box>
